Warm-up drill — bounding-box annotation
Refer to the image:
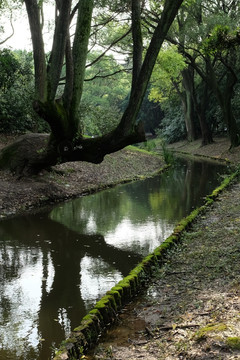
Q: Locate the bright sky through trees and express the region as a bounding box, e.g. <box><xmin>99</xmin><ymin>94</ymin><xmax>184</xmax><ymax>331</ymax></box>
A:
<box><xmin>3</xmin><ymin>20</ymin><xmax>31</xmax><ymax>50</ymax></box>
<box><xmin>1</xmin><ymin>3</ymin><xmax>54</xmax><ymax>51</ymax></box>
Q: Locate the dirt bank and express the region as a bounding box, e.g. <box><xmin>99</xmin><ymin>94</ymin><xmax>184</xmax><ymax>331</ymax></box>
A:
<box><xmin>167</xmin><ymin>137</ymin><xmax>240</xmax><ymax>164</ymax></box>
<box><xmin>87</xmin><ymin>138</ymin><xmax>240</xmax><ymax>360</ymax></box>
<box><xmin>0</xmin><ymin>135</ymin><xmax>164</xmax><ymax>218</ymax></box>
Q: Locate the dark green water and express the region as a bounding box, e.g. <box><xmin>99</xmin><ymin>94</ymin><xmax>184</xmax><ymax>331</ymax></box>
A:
<box><xmin>0</xmin><ymin>158</ymin><xmax>227</xmax><ymax>359</ymax></box>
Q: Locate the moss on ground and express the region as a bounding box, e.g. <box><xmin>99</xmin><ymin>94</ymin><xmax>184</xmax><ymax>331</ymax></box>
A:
<box><xmin>194</xmin><ymin>323</ymin><xmax>228</xmax><ymax>341</ymax></box>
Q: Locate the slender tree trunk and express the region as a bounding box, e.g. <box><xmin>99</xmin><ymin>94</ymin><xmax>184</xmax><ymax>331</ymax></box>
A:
<box><xmin>198</xmin><ymin>110</ymin><xmax>213</xmax><ymax>146</ymax></box>
<box><xmin>47</xmin><ymin>0</ymin><xmax>72</xmax><ymax>101</ymax></box>
<box><xmin>192</xmin><ymin>80</ymin><xmax>213</xmax><ymax>146</ymax></box>
<box><xmin>223</xmin><ymin>97</ymin><xmax>239</xmax><ymax>147</ymax></box>
<box><xmin>131</xmin><ymin>0</ymin><xmax>143</xmax><ymax>90</ymax></box>
<box><xmin>24</xmin><ymin>0</ymin><xmax>47</xmax><ymax>101</ymax></box>
<box><xmin>181</xmin><ymin>68</ymin><xmax>196</xmax><ymax>142</ymax></box>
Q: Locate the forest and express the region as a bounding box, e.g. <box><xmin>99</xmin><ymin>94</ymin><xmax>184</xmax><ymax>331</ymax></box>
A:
<box><xmin>1</xmin><ymin>2</ymin><xmax>240</xmax><ymax>360</ymax></box>
<box><xmin>0</xmin><ymin>0</ymin><xmax>239</xmax><ymax>174</ymax></box>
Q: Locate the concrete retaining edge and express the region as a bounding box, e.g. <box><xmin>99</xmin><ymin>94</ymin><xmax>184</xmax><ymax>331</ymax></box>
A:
<box><xmin>53</xmin><ymin>170</ymin><xmax>238</xmax><ymax>360</ymax></box>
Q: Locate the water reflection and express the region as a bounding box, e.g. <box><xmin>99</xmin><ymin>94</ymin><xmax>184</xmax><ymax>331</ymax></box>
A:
<box><xmin>0</xmin><ymin>158</ymin><xmax>227</xmax><ymax>360</ymax></box>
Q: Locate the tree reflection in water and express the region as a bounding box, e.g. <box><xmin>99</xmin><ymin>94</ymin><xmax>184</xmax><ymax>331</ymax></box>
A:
<box><xmin>0</xmin><ymin>158</ymin><xmax>227</xmax><ymax>360</ymax></box>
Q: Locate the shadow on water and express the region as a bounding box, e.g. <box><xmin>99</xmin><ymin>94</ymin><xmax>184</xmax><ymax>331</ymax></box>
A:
<box><xmin>0</xmin><ymin>157</ymin><xmax>227</xmax><ymax>359</ymax></box>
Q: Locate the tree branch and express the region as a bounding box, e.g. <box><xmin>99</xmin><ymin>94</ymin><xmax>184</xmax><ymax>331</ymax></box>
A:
<box><xmin>0</xmin><ymin>10</ymin><xmax>14</xmax><ymax>45</ymax></box>
<box><xmin>86</xmin><ymin>28</ymin><xmax>131</xmax><ymax>68</ymax></box>
<box><xmin>84</xmin><ymin>68</ymin><xmax>130</xmax><ymax>81</ymax></box>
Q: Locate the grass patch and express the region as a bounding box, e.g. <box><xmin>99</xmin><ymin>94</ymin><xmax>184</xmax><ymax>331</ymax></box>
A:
<box><xmin>194</xmin><ymin>323</ymin><xmax>228</xmax><ymax>341</ymax></box>
<box><xmin>226</xmin><ymin>337</ymin><xmax>240</xmax><ymax>350</ymax></box>
<box><xmin>126</xmin><ymin>144</ymin><xmax>160</xmax><ymax>157</ymax></box>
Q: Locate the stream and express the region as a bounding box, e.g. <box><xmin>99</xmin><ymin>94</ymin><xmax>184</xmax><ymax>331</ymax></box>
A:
<box><xmin>0</xmin><ymin>157</ymin><xmax>228</xmax><ymax>360</ymax></box>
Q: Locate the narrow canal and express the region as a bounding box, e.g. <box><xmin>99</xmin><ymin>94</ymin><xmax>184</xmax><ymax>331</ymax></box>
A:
<box><xmin>0</xmin><ymin>157</ymin><xmax>228</xmax><ymax>360</ymax></box>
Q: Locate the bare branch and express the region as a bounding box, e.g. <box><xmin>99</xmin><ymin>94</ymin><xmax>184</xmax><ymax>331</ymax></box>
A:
<box><xmin>84</xmin><ymin>68</ymin><xmax>131</xmax><ymax>81</ymax></box>
<box><xmin>0</xmin><ymin>10</ymin><xmax>14</xmax><ymax>45</ymax></box>
<box><xmin>86</xmin><ymin>28</ymin><xmax>131</xmax><ymax>68</ymax></box>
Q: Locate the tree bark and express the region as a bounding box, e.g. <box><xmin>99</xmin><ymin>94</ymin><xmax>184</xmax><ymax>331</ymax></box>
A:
<box><xmin>47</xmin><ymin>0</ymin><xmax>72</xmax><ymax>101</ymax></box>
<box><xmin>131</xmin><ymin>0</ymin><xmax>143</xmax><ymax>91</ymax></box>
<box><xmin>192</xmin><ymin>79</ymin><xmax>213</xmax><ymax>146</ymax></box>
<box><xmin>70</xmin><ymin>0</ymin><xmax>94</xmax><ymax>127</ymax></box>
<box><xmin>181</xmin><ymin>67</ymin><xmax>196</xmax><ymax>142</ymax></box>
<box><xmin>24</xmin><ymin>0</ymin><xmax>47</xmax><ymax>101</ymax></box>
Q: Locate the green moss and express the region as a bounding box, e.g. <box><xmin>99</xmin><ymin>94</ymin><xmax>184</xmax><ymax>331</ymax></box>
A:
<box><xmin>111</xmin><ymin>285</ymin><xmax>123</xmax><ymax>297</ymax></box>
<box><xmin>105</xmin><ymin>294</ymin><xmax>117</xmax><ymax>311</ymax></box>
<box><xmin>81</xmin><ymin>314</ymin><xmax>94</xmax><ymax>324</ymax></box>
<box><xmin>89</xmin><ymin>308</ymin><xmax>102</xmax><ymax>318</ymax></box>
<box><xmin>226</xmin><ymin>336</ymin><xmax>240</xmax><ymax>350</ymax></box>
<box><xmin>129</xmin><ymin>264</ymin><xmax>147</xmax><ymax>285</ymax></box>
<box><xmin>206</xmin><ymin>171</ymin><xmax>238</xmax><ymax>201</ymax></box>
<box><xmin>130</xmin><ymin>264</ymin><xmax>144</xmax><ymax>275</ymax></box>
<box><xmin>126</xmin><ymin>145</ymin><xmax>160</xmax><ymax>157</ymax></box>
<box><xmin>106</xmin><ymin>290</ymin><xmax>122</xmax><ymax>308</ymax></box>
<box><xmin>142</xmin><ymin>254</ymin><xmax>155</xmax><ymax>264</ymax></box>
<box><xmin>195</xmin><ymin>323</ymin><xmax>228</xmax><ymax>340</ymax></box>
<box><xmin>174</xmin><ymin>208</ymin><xmax>200</xmax><ymax>234</ymax></box>
<box><xmin>93</xmin><ymin>294</ymin><xmax>117</xmax><ymax>323</ymax></box>
<box><xmin>159</xmin><ymin>238</ymin><xmax>176</xmax><ymax>253</ymax></box>
<box><xmin>117</xmin><ymin>279</ymin><xmax>132</xmax><ymax>299</ymax></box>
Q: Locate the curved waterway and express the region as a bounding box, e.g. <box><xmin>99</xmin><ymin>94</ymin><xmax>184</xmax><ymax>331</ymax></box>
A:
<box><xmin>0</xmin><ymin>157</ymin><xmax>227</xmax><ymax>359</ymax></box>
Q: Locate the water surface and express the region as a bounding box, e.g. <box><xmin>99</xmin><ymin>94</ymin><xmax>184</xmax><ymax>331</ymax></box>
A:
<box><xmin>0</xmin><ymin>158</ymin><xmax>227</xmax><ymax>359</ymax></box>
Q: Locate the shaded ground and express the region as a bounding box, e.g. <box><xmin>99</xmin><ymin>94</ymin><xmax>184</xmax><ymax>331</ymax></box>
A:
<box><xmin>86</xmin><ymin>138</ymin><xmax>240</xmax><ymax>360</ymax></box>
<box><xmin>167</xmin><ymin>137</ymin><xmax>240</xmax><ymax>164</ymax></box>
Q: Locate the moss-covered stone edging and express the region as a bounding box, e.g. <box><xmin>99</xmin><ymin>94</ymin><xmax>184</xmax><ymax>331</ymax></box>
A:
<box><xmin>53</xmin><ymin>170</ymin><xmax>239</xmax><ymax>360</ymax></box>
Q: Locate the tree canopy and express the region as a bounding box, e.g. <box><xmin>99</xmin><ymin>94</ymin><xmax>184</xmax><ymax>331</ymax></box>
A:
<box><xmin>0</xmin><ymin>0</ymin><xmax>184</xmax><ymax>175</ymax></box>
<box><xmin>148</xmin><ymin>0</ymin><xmax>240</xmax><ymax>146</ymax></box>
<box><xmin>1</xmin><ymin>0</ymin><xmax>240</xmax><ymax>173</ymax></box>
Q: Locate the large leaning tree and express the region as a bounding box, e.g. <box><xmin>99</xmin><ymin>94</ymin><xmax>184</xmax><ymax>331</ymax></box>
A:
<box><xmin>0</xmin><ymin>0</ymin><xmax>184</xmax><ymax>175</ymax></box>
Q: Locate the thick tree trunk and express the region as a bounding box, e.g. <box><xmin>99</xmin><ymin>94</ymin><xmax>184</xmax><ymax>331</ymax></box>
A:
<box><xmin>0</xmin><ymin>125</ymin><xmax>145</xmax><ymax>175</ymax></box>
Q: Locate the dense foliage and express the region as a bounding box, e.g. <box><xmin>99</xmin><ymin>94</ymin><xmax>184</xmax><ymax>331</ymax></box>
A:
<box><xmin>148</xmin><ymin>0</ymin><xmax>240</xmax><ymax>146</ymax></box>
<box><xmin>0</xmin><ymin>49</ymin><xmax>49</xmax><ymax>133</ymax></box>
<box><xmin>1</xmin><ymin>0</ymin><xmax>240</xmax><ymax>155</ymax></box>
